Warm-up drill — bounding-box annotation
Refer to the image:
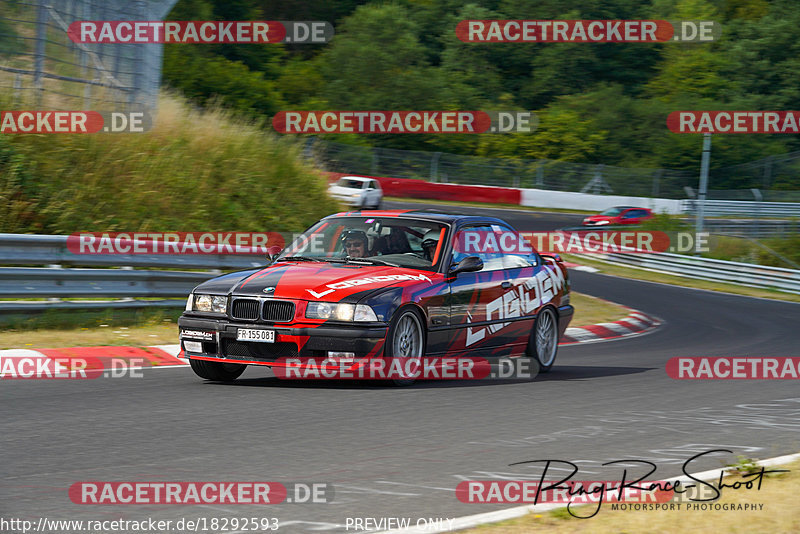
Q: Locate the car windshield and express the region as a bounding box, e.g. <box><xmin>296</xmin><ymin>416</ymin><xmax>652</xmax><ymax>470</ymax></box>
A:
<box><xmin>336</xmin><ymin>178</ymin><xmax>367</xmax><ymax>189</ymax></box>
<box><xmin>599</xmin><ymin>207</ymin><xmax>626</xmax><ymax>216</ymax></box>
<box><xmin>277</xmin><ymin>217</ymin><xmax>448</xmax><ymax>272</ymax></box>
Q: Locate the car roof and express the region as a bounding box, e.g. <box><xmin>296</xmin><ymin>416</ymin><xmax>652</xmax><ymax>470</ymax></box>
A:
<box><xmin>338</xmin><ymin>176</ymin><xmax>372</xmax><ymax>181</ymax></box>
<box><xmin>323</xmin><ymin>210</ymin><xmax>512</xmax><ymax>228</ymax></box>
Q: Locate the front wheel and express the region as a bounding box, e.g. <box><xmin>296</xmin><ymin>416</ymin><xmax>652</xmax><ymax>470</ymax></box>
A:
<box><xmin>385</xmin><ymin>308</ymin><xmax>425</xmax><ymax>386</ymax></box>
<box><xmin>190</xmin><ymin>359</ymin><xmax>247</xmax><ymax>381</ymax></box>
<box><xmin>527</xmin><ymin>307</ymin><xmax>559</xmax><ymax>373</ymax></box>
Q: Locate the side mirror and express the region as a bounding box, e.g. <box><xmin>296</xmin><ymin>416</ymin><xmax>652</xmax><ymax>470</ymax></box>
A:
<box><xmin>539</xmin><ymin>253</ymin><xmax>563</xmax><ymax>263</ymax></box>
<box><xmin>449</xmin><ymin>256</ymin><xmax>483</xmax><ymax>275</ymax></box>
<box><xmin>267</xmin><ymin>245</ymin><xmax>283</xmax><ymax>263</ymax></box>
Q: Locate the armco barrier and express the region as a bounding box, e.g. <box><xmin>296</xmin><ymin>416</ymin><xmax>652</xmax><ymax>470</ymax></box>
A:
<box><xmin>596</xmin><ymin>252</ymin><xmax>800</xmax><ymax>294</ymax></box>
<box><xmin>520</xmin><ymin>188</ymin><xmax>683</xmax><ymax>214</ymax></box>
<box><xmin>680</xmin><ymin>199</ymin><xmax>800</xmax><ymax>218</ymax></box>
<box><xmin>0</xmin><ymin>233</ymin><xmax>267</xmax><ymax>269</ymax></box>
<box><xmin>0</xmin><ymin>267</ymin><xmax>211</xmax><ymax>298</ymax></box>
<box><xmin>0</xmin><ymin>233</ymin><xmax>265</xmax><ymax>317</ymax></box>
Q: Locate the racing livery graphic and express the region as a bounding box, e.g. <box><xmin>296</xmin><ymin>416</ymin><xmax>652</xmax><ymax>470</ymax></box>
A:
<box><xmin>178</xmin><ymin>211</ymin><xmax>573</xmax><ymax>384</ymax></box>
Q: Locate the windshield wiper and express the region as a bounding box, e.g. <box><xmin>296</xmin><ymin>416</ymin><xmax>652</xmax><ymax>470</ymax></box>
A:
<box><xmin>343</xmin><ymin>257</ymin><xmax>400</xmax><ymax>267</ymax></box>
<box><xmin>276</xmin><ymin>256</ymin><xmax>324</xmax><ymax>262</ymax></box>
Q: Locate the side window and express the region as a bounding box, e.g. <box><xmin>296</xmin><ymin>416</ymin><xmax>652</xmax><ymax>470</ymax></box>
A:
<box><xmin>491</xmin><ymin>224</ymin><xmax>537</xmax><ymax>269</ymax></box>
<box><xmin>452</xmin><ymin>226</ymin><xmax>505</xmax><ymax>272</ymax></box>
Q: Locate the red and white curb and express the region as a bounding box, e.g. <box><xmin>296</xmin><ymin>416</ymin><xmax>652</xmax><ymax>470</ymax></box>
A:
<box><xmin>0</xmin><ymin>345</ymin><xmax>186</xmax><ymax>377</ymax></box>
<box><xmin>560</xmin><ymin>308</ymin><xmax>661</xmax><ymax>345</ymax></box>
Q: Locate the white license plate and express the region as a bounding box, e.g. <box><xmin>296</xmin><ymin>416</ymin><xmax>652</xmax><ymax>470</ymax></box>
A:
<box><xmin>183</xmin><ymin>341</ymin><xmax>203</xmax><ymax>353</ymax></box>
<box><xmin>236</xmin><ymin>328</ymin><xmax>275</xmax><ymax>343</ymax></box>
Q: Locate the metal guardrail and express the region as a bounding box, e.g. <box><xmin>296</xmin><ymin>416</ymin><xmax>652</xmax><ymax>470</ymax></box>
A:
<box><xmin>0</xmin><ymin>233</ymin><xmax>268</xmax><ymax>269</ymax></box>
<box><xmin>697</xmin><ymin>219</ymin><xmax>800</xmax><ymax>238</ymax></box>
<box><xmin>0</xmin><ymin>267</ymin><xmax>212</xmax><ymax>298</ymax></box>
<box><xmin>681</xmin><ymin>199</ymin><xmax>800</xmax><ymax>218</ymax></box>
<box><xmin>0</xmin><ymin>233</ymin><xmax>268</xmax><ymax>316</ymax></box>
<box><xmin>597</xmin><ymin>252</ymin><xmax>800</xmax><ymax>295</ymax></box>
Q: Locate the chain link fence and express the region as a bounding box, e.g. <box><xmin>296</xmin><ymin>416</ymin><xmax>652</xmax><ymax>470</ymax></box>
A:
<box><xmin>311</xmin><ymin>138</ymin><xmax>800</xmax><ymax>202</ymax></box>
<box><xmin>0</xmin><ymin>0</ymin><xmax>176</xmax><ymax>111</ymax></box>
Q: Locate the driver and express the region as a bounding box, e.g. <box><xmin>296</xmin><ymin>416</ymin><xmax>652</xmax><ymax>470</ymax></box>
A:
<box><xmin>421</xmin><ymin>229</ymin><xmax>441</xmax><ymax>262</ymax></box>
<box><xmin>341</xmin><ymin>229</ymin><xmax>368</xmax><ymax>258</ymax></box>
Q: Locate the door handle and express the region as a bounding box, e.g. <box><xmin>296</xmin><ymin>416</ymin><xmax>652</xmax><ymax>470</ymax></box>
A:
<box><xmin>501</xmin><ymin>281</ymin><xmax>512</xmax><ymax>289</ymax></box>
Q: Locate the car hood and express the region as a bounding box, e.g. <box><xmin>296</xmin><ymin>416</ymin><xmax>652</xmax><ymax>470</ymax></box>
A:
<box><xmin>586</xmin><ymin>215</ymin><xmax>614</xmax><ymax>221</ymax></box>
<box><xmin>204</xmin><ymin>261</ymin><xmax>435</xmax><ymax>302</ymax></box>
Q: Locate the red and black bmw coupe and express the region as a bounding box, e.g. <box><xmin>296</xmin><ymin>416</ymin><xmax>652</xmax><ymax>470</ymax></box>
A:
<box><xmin>178</xmin><ymin>211</ymin><xmax>573</xmax><ymax>385</ymax></box>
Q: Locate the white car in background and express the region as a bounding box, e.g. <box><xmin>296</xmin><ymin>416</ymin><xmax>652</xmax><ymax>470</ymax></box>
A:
<box><xmin>328</xmin><ymin>176</ymin><xmax>383</xmax><ymax>209</ymax></box>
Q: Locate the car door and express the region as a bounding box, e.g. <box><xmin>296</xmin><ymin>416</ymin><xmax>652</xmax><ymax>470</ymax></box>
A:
<box><xmin>368</xmin><ymin>180</ymin><xmax>380</xmax><ymax>206</ymax></box>
<box><xmin>621</xmin><ymin>209</ymin><xmax>645</xmax><ymax>224</ymax></box>
<box><xmin>444</xmin><ymin>225</ymin><xmax>513</xmax><ymax>356</ymax></box>
<box><xmin>491</xmin><ymin>223</ymin><xmax>562</xmax><ymax>354</ymax></box>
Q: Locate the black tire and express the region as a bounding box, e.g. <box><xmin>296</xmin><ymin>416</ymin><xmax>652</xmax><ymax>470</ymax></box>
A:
<box><xmin>190</xmin><ymin>359</ymin><xmax>247</xmax><ymax>381</ymax></box>
<box><xmin>526</xmin><ymin>307</ymin><xmax>559</xmax><ymax>373</ymax></box>
<box><xmin>373</xmin><ymin>200</ymin><xmax>382</xmax><ymax>210</ymax></box>
<box><xmin>385</xmin><ymin>307</ymin><xmax>425</xmax><ymax>386</ymax></box>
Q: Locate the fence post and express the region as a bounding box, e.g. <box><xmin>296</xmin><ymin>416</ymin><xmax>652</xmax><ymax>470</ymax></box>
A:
<box><xmin>536</xmin><ymin>162</ymin><xmax>544</xmax><ymax>187</ymax></box>
<box><xmin>430</xmin><ymin>151</ymin><xmax>441</xmax><ymax>182</ymax></box>
<box><xmin>763</xmin><ymin>156</ymin><xmax>773</xmax><ymax>189</ymax></box>
<box><xmin>33</xmin><ymin>0</ymin><xmax>47</xmax><ymax>106</ymax></box>
<box><xmin>652</xmin><ymin>169</ymin><xmax>662</xmax><ymax>197</ymax></box>
<box><xmin>751</xmin><ymin>188</ymin><xmax>762</xmax><ymax>238</ymax></box>
<box><xmin>371</xmin><ymin>148</ymin><xmax>379</xmax><ymax>175</ymax></box>
<box><xmin>13</xmin><ymin>74</ymin><xmax>22</xmax><ymax>105</ymax></box>
<box><xmin>695</xmin><ymin>133</ymin><xmax>711</xmax><ymax>255</ymax></box>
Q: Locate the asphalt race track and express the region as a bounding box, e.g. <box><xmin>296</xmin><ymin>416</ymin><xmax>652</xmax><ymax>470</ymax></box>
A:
<box><xmin>2</xmin><ymin>202</ymin><xmax>799</xmax><ymax>533</ymax></box>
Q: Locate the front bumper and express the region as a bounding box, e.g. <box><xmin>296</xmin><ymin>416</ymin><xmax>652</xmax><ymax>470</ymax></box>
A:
<box><xmin>178</xmin><ymin>315</ymin><xmax>388</xmax><ymax>366</ymax></box>
<box><xmin>557</xmin><ymin>304</ymin><xmax>574</xmax><ymax>338</ymax></box>
<box><xmin>330</xmin><ymin>194</ymin><xmax>362</xmax><ymax>207</ymax></box>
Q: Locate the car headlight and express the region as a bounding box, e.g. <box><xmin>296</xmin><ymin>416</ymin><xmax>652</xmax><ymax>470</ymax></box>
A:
<box><xmin>306</xmin><ymin>302</ymin><xmax>378</xmax><ymax>322</ymax></box>
<box><xmin>596</xmin><ymin>220</ymin><xmax>610</xmax><ymax>225</ymax></box>
<box><xmin>192</xmin><ymin>294</ymin><xmax>228</xmax><ymax>313</ymax></box>
<box><xmin>351</xmin><ymin>193</ymin><xmax>361</xmax><ymax>198</ymax></box>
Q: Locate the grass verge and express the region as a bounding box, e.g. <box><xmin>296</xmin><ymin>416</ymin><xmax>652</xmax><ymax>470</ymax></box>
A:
<box><xmin>465</xmin><ymin>459</ymin><xmax>800</xmax><ymax>533</ymax></box>
<box><xmin>569</xmin><ymin>292</ymin><xmax>629</xmax><ymax>326</ymax></box>
<box><xmin>0</xmin><ymin>308</ymin><xmax>181</xmax><ymax>349</ymax></box>
<box><xmin>564</xmin><ymin>254</ymin><xmax>800</xmax><ymax>304</ymax></box>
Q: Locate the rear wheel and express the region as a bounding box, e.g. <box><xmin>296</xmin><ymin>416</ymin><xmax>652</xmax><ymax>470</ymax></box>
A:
<box><xmin>527</xmin><ymin>307</ymin><xmax>559</xmax><ymax>373</ymax></box>
<box><xmin>385</xmin><ymin>308</ymin><xmax>425</xmax><ymax>386</ymax></box>
<box><xmin>190</xmin><ymin>359</ymin><xmax>246</xmax><ymax>381</ymax></box>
